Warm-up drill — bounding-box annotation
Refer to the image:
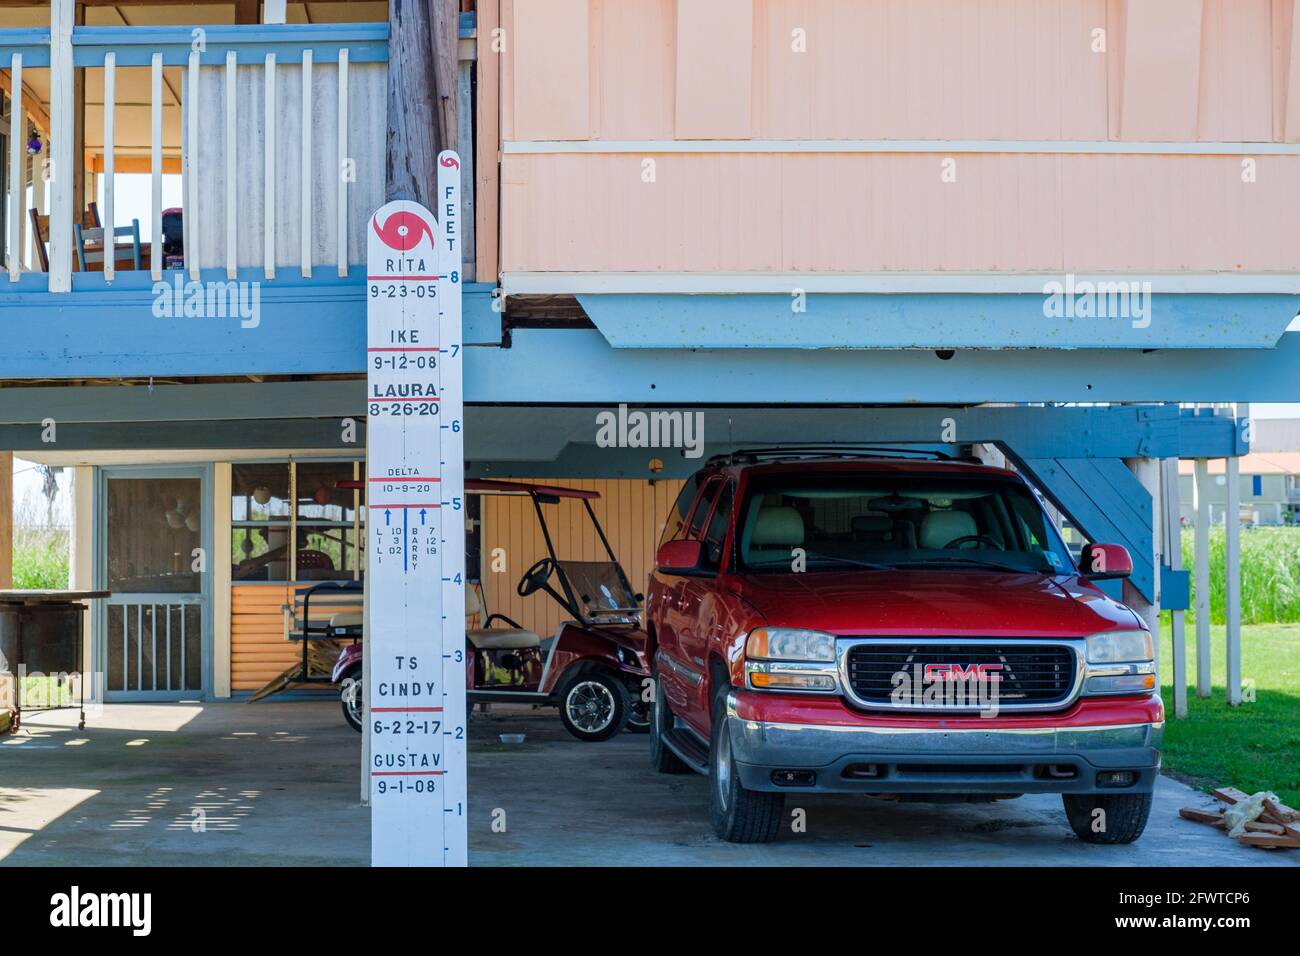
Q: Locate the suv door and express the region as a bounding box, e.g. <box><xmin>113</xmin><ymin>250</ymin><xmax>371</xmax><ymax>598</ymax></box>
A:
<box><xmin>675</xmin><ymin>479</ymin><xmax>735</xmax><ymax>733</ymax></box>
<box><xmin>656</xmin><ymin>477</ymin><xmax>720</xmax><ymax>712</ymax></box>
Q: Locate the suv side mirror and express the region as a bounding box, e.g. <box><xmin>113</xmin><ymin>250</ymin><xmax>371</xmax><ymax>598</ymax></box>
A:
<box><xmin>1080</xmin><ymin>543</ymin><xmax>1133</xmax><ymax>580</ymax></box>
<box><xmin>657</xmin><ymin>539</ymin><xmax>704</xmax><ymax>574</ymax></box>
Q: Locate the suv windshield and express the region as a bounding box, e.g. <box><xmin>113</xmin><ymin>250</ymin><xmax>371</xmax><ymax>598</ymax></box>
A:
<box><xmin>734</xmin><ymin>472</ymin><xmax>1072</xmax><ymax>575</ymax></box>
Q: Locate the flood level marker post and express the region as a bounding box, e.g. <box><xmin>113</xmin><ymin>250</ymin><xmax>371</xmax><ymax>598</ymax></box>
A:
<box><xmin>365</xmin><ymin>152</ymin><xmax>467</xmax><ymax>866</ymax></box>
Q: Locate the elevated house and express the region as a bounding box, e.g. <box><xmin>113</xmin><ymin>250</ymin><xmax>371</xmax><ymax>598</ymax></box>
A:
<box><xmin>2</xmin><ymin>0</ymin><xmax>1296</xmax><ymax>712</ymax></box>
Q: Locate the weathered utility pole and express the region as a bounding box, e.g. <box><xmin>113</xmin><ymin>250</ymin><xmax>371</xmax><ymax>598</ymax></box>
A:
<box><xmin>386</xmin><ymin>0</ymin><xmax>459</xmax><ymax>206</ymax></box>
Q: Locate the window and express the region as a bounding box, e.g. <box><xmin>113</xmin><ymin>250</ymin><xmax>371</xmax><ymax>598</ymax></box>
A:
<box><xmin>231</xmin><ymin>459</ymin><xmax>363</xmax><ymax>582</ymax></box>
<box><xmin>687</xmin><ymin>479</ymin><xmax>722</xmax><ymax>540</ymax></box>
<box><xmin>700</xmin><ymin>481</ymin><xmax>734</xmax><ymax>571</ymax></box>
<box><xmin>658</xmin><ymin>474</ymin><xmax>704</xmax><ymax>549</ymax></box>
<box><xmin>735</xmin><ymin>473</ymin><xmax>1071</xmax><ymax>575</ymax></box>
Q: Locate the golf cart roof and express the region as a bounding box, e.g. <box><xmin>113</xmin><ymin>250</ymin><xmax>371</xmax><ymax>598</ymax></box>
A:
<box><xmin>465</xmin><ymin>479</ymin><xmax>599</xmax><ymax>499</ymax></box>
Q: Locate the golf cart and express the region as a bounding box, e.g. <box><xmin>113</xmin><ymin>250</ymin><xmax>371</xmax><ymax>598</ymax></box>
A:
<box><xmin>334</xmin><ymin>478</ymin><xmax>651</xmax><ymax>741</ymax></box>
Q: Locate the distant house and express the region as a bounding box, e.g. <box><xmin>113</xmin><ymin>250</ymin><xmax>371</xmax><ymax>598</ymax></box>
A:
<box><xmin>1178</xmin><ymin>453</ymin><xmax>1300</xmax><ymax>526</ymax></box>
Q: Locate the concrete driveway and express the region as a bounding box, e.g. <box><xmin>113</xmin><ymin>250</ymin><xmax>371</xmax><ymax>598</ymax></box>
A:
<box><xmin>1</xmin><ymin>701</ymin><xmax>1293</xmax><ymax>867</ymax></box>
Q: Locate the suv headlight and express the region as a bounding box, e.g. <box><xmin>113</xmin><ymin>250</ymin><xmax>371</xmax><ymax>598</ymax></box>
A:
<box><xmin>744</xmin><ymin>628</ymin><xmax>839</xmax><ymax>693</ymax></box>
<box><xmin>1083</xmin><ymin>630</ymin><xmax>1155</xmax><ymax>696</ymax></box>
<box><xmin>746</xmin><ymin>627</ymin><xmax>837</xmax><ymax>663</ymax></box>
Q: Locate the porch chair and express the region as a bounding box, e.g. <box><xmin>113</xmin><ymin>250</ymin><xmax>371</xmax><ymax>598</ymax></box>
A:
<box><xmin>29</xmin><ymin>204</ymin><xmax>101</xmax><ymax>272</ymax></box>
<box><xmin>74</xmin><ymin>219</ymin><xmax>142</xmax><ymax>272</ymax></box>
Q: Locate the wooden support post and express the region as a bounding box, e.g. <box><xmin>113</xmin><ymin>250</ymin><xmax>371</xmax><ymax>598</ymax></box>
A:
<box><xmin>386</xmin><ymin>0</ymin><xmax>458</xmax><ymax>205</ymax></box>
<box><xmin>72</xmin><ymin>0</ymin><xmax>85</xmax><ymax>234</ymax></box>
<box><xmin>1193</xmin><ymin>458</ymin><xmax>1212</xmax><ymax>697</ymax></box>
<box><xmin>0</xmin><ymin>452</ymin><xmax>12</xmax><ymax>589</ymax></box>
<box><xmin>234</xmin><ymin>0</ymin><xmax>259</xmax><ymax>26</ymax></box>
<box><xmin>1162</xmin><ymin>458</ymin><xmax>1187</xmax><ymax>718</ymax></box>
<box><xmin>1225</xmin><ymin>453</ymin><xmax>1243</xmax><ymax>706</ymax></box>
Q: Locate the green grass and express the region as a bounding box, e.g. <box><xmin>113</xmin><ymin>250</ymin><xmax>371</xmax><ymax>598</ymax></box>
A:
<box><xmin>1181</xmin><ymin>526</ymin><xmax>1300</xmax><ymax>625</ymax></box>
<box><xmin>1158</xmin><ymin>620</ymin><xmax>1300</xmax><ymax>807</ymax></box>
<box><xmin>12</xmin><ymin>526</ymin><xmax>70</xmax><ymax>590</ymax></box>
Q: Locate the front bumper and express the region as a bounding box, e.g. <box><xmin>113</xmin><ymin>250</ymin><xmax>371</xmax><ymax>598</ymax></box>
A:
<box><xmin>726</xmin><ymin>691</ymin><xmax>1163</xmax><ymax>795</ymax></box>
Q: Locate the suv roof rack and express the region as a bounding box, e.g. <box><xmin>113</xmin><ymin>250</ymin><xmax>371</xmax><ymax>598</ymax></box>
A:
<box><xmin>704</xmin><ymin>445</ymin><xmax>971</xmax><ymax>467</ymax></box>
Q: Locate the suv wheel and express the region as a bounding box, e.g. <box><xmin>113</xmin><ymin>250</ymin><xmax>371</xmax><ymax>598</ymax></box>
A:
<box><xmin>709</xmin><ymin>682</ymin><xmax>783</xmax><ymax>843</ymax></box>
<box><xmin>1062</xmin><ymin>792</ymin><xmax>1153</xmax><ymax>844</ymax></box>
<box><xmin>559</xmin><ymin>670</ymin><xmax>628</xmax><ymax>742</ymax></box>
<box><xmin>648</xmin><ymin>675</ymin><xmax>691</xmax><ymax>773</ymax></box>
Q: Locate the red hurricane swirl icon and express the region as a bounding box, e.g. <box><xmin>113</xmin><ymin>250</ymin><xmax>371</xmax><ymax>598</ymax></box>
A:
<box><xmin>372</xmin><ymin>210</ymin><xmax>434</xmax><ymax>251</ymax></box>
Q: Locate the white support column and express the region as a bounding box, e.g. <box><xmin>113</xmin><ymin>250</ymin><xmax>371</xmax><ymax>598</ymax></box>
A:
<box><xmin>102</xmin><ymin>51</ymin><xmax>116</xmax><ymax>282</ymax></box>
<box><xmin>186</xmin><ymin>50</ymin><xmax>200</xmax><ymax>281</ymax></box>
<box><xmin>263</xmin><ymin>53</ymin><xmax>277</xmax><ymax>280</ymax></box>
<box><xmin>1124</xmin><ymin>457</ymin><xmax>1162</xmax><ymax>641</ymax></box>
<box><xmin>1193</xmin><ymin>459</ymin><xmax>1212</xmax><ymax>697</ymax></box>
<box><xmin>336</xmin><ymin>48</ymin><xmax>349</xmax><ymax>277</ymax></box>
<box><xmin>49</xmin><ymin>0</ymin><xmax>74</xmax><ymax>292</ymax></box>
<box><xmin>1225</xmin><ymin>453</ymin><xmax>1243</xmax><ymax>706</ymax></box>
<box><xmin>150</xmin><ymin>52</ymin><xmax>163</xmax><ymax>281</ymax></box>
<box><xmin>263</xmin><ymin>0</ymin><xmax>288</xmax><ymax>24</ymax></box>
<box><xmin>225</xmin><ymin>50</ymin><xmax>238</xmax><ymax>280</ymax></box>
<box><xmin>8</xmin><ymin>53</ymin><xmax>23</xmax><ymax>281</ymax></box>
<box><xmin>1162</xmin><ymin>458</ymin><xmax>1188</xmax><ymax>718</ymax></box>
<box><xmin>300</xmin><ymin>50</ymin><xmax>313</xmax><ymax>278</ymax></box>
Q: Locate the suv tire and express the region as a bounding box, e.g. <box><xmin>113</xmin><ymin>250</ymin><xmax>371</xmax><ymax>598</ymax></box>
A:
<box><xmin>648</xmin><ymin>675</ymin><xmax>691</xmax><ymax>773</ymax></box>
<box><xmin>709</xmin><ymin>681</ymin><xmax>783</xmax><ymax>843</ymax></box>
<box><xmin>1062</xmin><ymin>791</ymin><xmax>1153</xmax><ymax>844</ymax></box>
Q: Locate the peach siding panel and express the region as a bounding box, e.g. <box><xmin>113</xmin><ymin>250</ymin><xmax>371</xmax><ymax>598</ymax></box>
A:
<box><xmin>512</xmin><ymin>0</ymin><xmax>590</xmax><ymax>141</ymax></box>
<box><xmin>1120</xmin><ymin>0</ymin><xmax>1204</xmax><ymax>141</ymax></box>
<box><xmin>501</xmin><ymin>151</ymin><xmax>1300</xmax><ymax>274</ymax></box>
<box><xmin>1286</xmin><ymin>3</ymin><xmax>1300</xmax><ymax>141</ymax></box>
<box><xmin>675</xmin><ymin>0</ymin><xmax>753</xmax><ymax>139</ymax></box>
<box><xmin>480</xmin><ymin>479</ymin><xmax>682</xmax><ymax>640</ymax></box>
<box><xmin>501</xmin><ymin>0</ymin><xmax>1300</xmax><ymax>144</ymax></box>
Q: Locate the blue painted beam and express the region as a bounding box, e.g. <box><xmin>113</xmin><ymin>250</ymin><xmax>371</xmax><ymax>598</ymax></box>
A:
<box><xmin>70</xmin><ymin>23</ymin><xmax>390</xmax><ymax>66</ymax></box>
<box><xmin>578</xmin><ymin>292</ymin><xmax>1300</xmax><ymax>349</ymax></box>
<box><xmin>465</xmin><ymin>330</ymin><xmax>1300</xmax><ymax>405</ymax></box>
<box><xmin>0</xmin><ymin>29</ymin><xmax>52</xmax><ymax>66</ymax></box>
<box><xmin>0</xmin><ymin>271</ymin><xmax>497</xmax><ymax>379</ymax></box>
<box><xmin>2</xmin><ymin>277</ymin><xmax>1298</xmax><ymax>402</ymax></box>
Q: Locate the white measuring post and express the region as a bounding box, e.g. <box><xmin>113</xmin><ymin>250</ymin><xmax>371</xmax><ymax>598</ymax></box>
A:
<box><xmin>366</xmin><ymin>151</ymin><xmax>467</xmax><ymax>866</ymax></box>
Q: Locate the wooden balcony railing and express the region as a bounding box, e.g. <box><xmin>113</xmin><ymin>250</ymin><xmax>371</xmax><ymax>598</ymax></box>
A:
<box><xmin>3</xmin><ymin>20</ymin><xmax>390</xmax><ymax>292</ymax></box>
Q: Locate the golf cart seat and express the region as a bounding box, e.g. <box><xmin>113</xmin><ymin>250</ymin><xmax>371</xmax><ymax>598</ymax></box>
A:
<box><xmin>330</xmin><ymin>610</ymin><xmax>363</xmax><ymax>629</ymax></box>
<box><xmin>466</xmin><ymin>628</ymin><xmax>542</xmax><ymax>650</ymax></box>
<box><xmin>465</xmin><ymin>586</ymin><xmax>541</xmax><ymax>650</ymax></box>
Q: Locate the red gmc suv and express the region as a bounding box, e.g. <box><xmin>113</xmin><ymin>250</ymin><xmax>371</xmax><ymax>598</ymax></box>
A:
<box><xmin>646</xmin><ymin>449</ymin><xmax>1162</xmax><ymax>844</ymax></box>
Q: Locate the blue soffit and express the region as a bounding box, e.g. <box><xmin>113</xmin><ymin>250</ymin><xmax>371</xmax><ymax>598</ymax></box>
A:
<box><xmin>575</xmin><ymin>292</ymin><xmax>1300</xmax><ymax>350</ymax></box>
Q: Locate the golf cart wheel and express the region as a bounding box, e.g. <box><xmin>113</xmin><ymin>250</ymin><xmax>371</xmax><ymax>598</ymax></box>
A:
<box><xmin>559</xmin><ymin>670</ymin><xmax>628</xmax><ymax>742</ymax></box>
<box><xmin>709</xmin><ymin>681</ymin><xmax>783</xmax><ymax>843</ymax></box>
<box><xmin>648</xmin><ymin>675</ymin><xmax>691</xmax><ymax>774</ymax></box>
<box><xmin>340</xmin><ymin>668</ymin><xmax>363</xmax><ymax>733</ymax></box>
<box><xmin>1062</xmin><ymin>791</ymin><xmax>1153</xmax><ymax>844</ymax></box>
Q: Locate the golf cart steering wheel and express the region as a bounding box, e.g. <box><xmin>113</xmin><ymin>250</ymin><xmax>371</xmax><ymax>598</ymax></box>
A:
<box><xmin>944</xmin><ymin>535</ymin><xmax>1005</xmax><ymax>551</ymax></box>
<box><xmin>517</xmin><ymin>558</ymin><xmax>556</xmax><ymax>597</ymax></box>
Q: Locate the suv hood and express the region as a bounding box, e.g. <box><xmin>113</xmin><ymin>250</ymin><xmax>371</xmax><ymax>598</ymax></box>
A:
<box><xmin>728</xmin><ymin>569</ymin><xmax>1138</xmax><ymax>638</ymax></box>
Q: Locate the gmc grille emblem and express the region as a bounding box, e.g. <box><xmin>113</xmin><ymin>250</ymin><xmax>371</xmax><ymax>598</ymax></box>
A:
<box><xmin>923</xmin><ymin>663</ymin><xmax>1004</xmax><ymax>682</ymax></box>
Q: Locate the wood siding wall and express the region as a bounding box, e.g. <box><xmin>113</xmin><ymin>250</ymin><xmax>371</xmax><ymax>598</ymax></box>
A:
<box><xmin>230</xmin><ymin>585</ymin><xmax>298</xmax><ymax>692</ymax></box>
<box><xmin>498</xmin><ymin>0</ymin><xmax>1300</xmax><ymax>276</ymax></box>
<box><xmin>479</xmin><ymin>478</ymin><xmax>683</xmax><ymax>638</ymax></box>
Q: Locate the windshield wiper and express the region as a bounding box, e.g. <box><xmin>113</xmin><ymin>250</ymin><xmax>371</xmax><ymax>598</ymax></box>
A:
<box><xmin>802</xmin><ymin>551</ymin><xmax>897</xmax><ymax>572</ymax></box>
<box><xmin>894</xmin><ymin>556</ymin><xmax>1036</xmax><ymax>574</ymax></box>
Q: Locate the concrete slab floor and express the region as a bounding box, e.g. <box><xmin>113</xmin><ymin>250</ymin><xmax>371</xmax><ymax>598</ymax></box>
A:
<box><xmin>0</xmin><ymin>701</ymin><xmax>1294</xmax><ymax>867</ymax></box>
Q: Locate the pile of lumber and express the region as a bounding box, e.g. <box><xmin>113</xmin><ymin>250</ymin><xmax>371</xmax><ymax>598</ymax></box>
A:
<box><xmin>246</xmin><ymin>641</ymin><xmax>343</xmax><ymax>703</ymax></box>
<box><xmin>1180</xmin><ymin>787</ymin><xmax>1300</xmax><ymax>849</ymax></box>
